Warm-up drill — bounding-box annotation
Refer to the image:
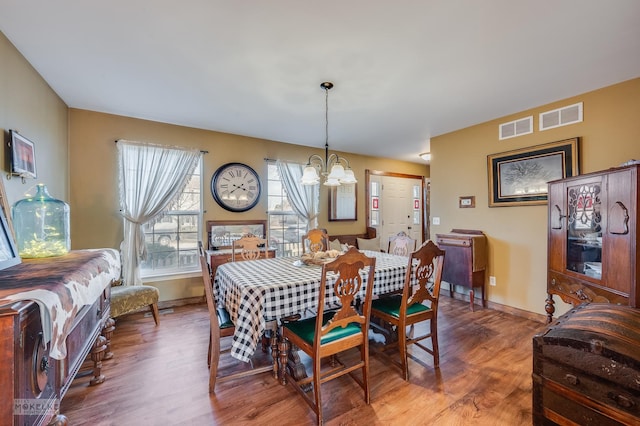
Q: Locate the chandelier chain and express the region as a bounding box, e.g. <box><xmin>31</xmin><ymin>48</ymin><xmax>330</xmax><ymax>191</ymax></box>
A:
<box><xmin>324</xmin><ymin>84</ymin><xmax>330</xmax><ymax>162</ymax></box>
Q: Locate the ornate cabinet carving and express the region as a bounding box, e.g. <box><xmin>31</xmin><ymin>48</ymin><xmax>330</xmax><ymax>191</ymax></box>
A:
<box><xmin>546</xmin><ymin>164</ymin><xmax>640</xmax><ymax>323</ymax></box>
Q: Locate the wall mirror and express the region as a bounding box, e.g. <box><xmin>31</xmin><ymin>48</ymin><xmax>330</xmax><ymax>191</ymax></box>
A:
<box><xmin>329</xmin><ymin>184</ymin><xmax>357</xmax><ymax>221</ymax></box>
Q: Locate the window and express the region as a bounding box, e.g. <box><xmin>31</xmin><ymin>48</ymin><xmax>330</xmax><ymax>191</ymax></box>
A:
<box><xmin>140</xmin><ymin>160</ymin><xmax>202</xmax><ymax>277</ymax></box>
<box><xmin>267</xmin><ymin>162</ymin><xmax>308</xmax><ymax>257</ymax></box>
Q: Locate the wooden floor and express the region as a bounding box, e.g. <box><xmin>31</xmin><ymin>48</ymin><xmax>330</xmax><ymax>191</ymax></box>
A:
<box><xmin>61</xmin><ymin>296</ymin><xmax>547</xmax><ymax>425</ymax></box>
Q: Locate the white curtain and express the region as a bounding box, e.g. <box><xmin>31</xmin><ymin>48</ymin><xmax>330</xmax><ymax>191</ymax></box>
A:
<box><xmin>276</xmin><ymin>160</ymin><xmax>319</xmax><ymax>229</ymax></box>
<box><xmin>117</xmin><ymin>140</ymin><xmax>201</xmax><ymax>286</ymax></box>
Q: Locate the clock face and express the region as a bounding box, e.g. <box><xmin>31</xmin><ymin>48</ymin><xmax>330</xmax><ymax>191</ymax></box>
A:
<box><xmin>211</xmin><ymin>163</ymin><xmax>261</xmax><ymax>212</ymax></box>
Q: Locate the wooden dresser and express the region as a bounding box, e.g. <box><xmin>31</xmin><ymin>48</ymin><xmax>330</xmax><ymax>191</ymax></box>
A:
<box><xmin>0</xmin><ymin>249</ymin><xmax>120</xmax><ymax>425</ymax></box>
<box><xmin>533</xmin><ymin>303</ymin><xmax>640</xmax><ymax>425</ymax></box>
<box><xmin>435</xmin><ymin>229</ymin><xmax>487</xmax><ymax>311</ymax></box>
<box><xmin>545</xmin><ymin>165</ymin><xmax>639</xmax><ymax>323</ymax></box>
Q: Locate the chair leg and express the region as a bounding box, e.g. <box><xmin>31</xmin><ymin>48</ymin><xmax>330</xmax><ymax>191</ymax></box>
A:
<box><xmin>399</xmin><ymin>326</ymin><xmax>409</xmax><ymax>381</ymax></box>
<box><xmin>362</xmin><ymin>342</ymin><xmax>371</xmax><ymax>404</ymax></box>
<box><xmin>313</xmin><ymin>355</ymin><xmax>323</xmax><ymax>425</ymax></box>
<box><xmin>150</xmin><ymin>303</ymin><xmax>160</xmax><ymax>325</ymax></box>
<box><xmin>431</xmin><ymin>318</ymin><xmax>440</xmax><ymax>368</ymax></box>
<box><xmin>207</xmin><ymin>330</ymin><xmax>212</xmax><ymax>368</ymax></box>
<box><xmin>209</xmin><ymin>329</ymin><xmax>221</xmax><ymax>393</ymax></box>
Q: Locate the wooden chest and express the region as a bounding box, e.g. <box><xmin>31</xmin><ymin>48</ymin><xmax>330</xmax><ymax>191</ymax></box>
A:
<box><xmin>532</xmin><ymin>303</ymin><xmax>640</xmax><ymax>425</ymax></box>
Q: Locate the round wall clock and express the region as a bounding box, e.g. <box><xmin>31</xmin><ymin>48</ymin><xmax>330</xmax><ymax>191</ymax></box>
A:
<box><xmin>210</xmin><ymin>162</ymin><xmax>262</xmax><ymax>212</ymax></box>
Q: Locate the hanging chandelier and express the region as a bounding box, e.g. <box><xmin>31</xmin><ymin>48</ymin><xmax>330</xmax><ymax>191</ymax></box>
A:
<box><xmin>300</xmin><ymin>82</ymin><xmax>357</xmax><ymax>187</ymax></box>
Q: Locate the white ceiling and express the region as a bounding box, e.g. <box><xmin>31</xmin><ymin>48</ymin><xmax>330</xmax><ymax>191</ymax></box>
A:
<box><xmin>1</xmin><ymin>1</ymin><xmax>639</xmax><ymax>163</ymax></box>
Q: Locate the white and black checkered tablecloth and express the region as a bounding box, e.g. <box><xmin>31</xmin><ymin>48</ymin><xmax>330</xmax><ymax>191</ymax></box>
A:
<box><xmin>214</xmin><ymin>250</ymin><xmax>410</xmax><ymax>362</ymax></box>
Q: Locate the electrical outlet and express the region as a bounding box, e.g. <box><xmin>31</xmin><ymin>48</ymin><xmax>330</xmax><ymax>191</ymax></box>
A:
<box><xmin>489</xmin><ymin>276</ymin><xmax>497</xmax><ymax>286</ymax></box>
<box><xmin>432</xmin><ymin>216</ymin><xmax>440</xmax><ymax>225</ymax></box>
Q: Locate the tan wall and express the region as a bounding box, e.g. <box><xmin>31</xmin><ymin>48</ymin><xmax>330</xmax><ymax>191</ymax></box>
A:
<box><xmin>430</xmin><ymin>78</ymin><xmax>640</xmax><ymax>317</ymax></box>
<box><xmin>7</xmin><ymin>24</ymin><xmax>637</xmax><ymax>312</ymax></box>
<box><xmin>68</xmin><ymin>109</ymin><xmax>428</xmax><ymax>300</ymax></box>
<box><xmin>0</xmin><ymin>32</ymin><xmax>68</xmax><ymax>209</ymax></box>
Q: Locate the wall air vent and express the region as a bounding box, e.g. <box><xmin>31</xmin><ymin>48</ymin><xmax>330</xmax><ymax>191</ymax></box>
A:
<box><xmin>499</xmin><ymin>116</ymin><xmax>533</xmax><ymax>140</ymax></box>
<box><xmin>540</xmin><ymin>102</ymin><xmax>583</xmax><ymax>131</ymax></box>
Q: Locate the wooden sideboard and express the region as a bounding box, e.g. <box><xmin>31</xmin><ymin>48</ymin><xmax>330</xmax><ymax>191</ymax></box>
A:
<box><xmin>206</xmin><ymin>219</ymin><xmax>274</xmax><ymax>275</ymax></box>
<box><xmin>0</xmin><ymin>249</ymin><xmax>119</xmax><ymax>425</ymax></box>
<box><xmin>436</xmin><ymin>229</ymin><xmax>487</xmax><ymax>311</ymax></box>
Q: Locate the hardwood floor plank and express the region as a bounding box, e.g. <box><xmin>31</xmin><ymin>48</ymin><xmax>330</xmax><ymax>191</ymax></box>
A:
<box><xmin>61</xmin><ymin>296</ymin><xmax>547</xmax><ymax>425</ymax></box>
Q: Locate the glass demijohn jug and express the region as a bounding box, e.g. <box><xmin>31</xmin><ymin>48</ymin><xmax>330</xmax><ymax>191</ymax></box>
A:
<box><xmin>12</xmin><ymin>184</ymin><xmax>70</xmax><ymax>258</ymax></box>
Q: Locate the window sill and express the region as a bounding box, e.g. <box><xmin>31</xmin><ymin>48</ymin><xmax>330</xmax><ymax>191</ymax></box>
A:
<box><xmin>141</xmin><ymin>268</ymin><xmax>202</xmax><ymax>283</ymax></box>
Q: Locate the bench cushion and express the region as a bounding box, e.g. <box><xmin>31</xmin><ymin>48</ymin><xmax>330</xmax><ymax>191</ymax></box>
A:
<box><xmin>110</xmin><ymin>285</ymin><xmax>159</xmax><ymax>318</ymax></box>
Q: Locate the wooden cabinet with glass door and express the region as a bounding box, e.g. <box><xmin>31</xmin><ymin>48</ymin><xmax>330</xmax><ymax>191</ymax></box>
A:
<box><xmin>545</xmin><ymin>164</ymin><xmax>640</xmax><ymax>323</ymax></box>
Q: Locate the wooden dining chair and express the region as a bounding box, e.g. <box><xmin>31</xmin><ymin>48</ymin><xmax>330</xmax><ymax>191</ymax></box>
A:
<box><xmin>387</xmin><ymin>231</ymin><xmax>416</xmax><ymax>256</ymax></box>
<box><xmin>370</xmin><ymin>240</ymin><xmax>445</xmax><ymax>381</ymax></box>
<box><xmin>231</xmin><ymin>234</ymin><xmax>277</xmax><ymax>351</ymax></box>
<box><xmin>301</xmin><ymin>228</ymin><xmax>329</xmax><ymax>254</ymax></box>
<box><xmin>279</xmin><ymin>247</ymin><xmax>376</xmax><ymax>425</ymax></box>
<box><xmin>232</xmin><ymin>233</ymin><xmax>270</xmax><ymax>261</ymax></box>
<box><xmin>198</xmin><ymin>242</ymin><xmax>273</xmax><ymax>393</ymax></box>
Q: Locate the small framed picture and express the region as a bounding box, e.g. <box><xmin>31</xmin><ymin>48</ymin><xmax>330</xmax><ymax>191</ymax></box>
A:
<box><xmin>10</xmin><ymin>130</ymin><xmax>37</xmax><ymax>179</ymax></box>
<box><xmin>459</xmin><ymin>196</ymin><xmax>476</xmax><ymax>208</ymax></box>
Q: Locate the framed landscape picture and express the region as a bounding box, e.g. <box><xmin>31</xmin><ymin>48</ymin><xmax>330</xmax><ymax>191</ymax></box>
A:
<box><xmin>487</xmin><ymin>138</ymin><xmax>579</xmax><ymax>207</ymax></box>
<box><xmin>10</xmin><ymin>130</ymin><xmax>37</xmax><ymax>179</ymax></box>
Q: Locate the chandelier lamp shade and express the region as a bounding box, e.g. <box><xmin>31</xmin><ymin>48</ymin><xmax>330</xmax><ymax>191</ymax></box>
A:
<box><xmin>300</xmin><ymin>82</ymin><xmax>357</xmax><ymax>187</ymax></box>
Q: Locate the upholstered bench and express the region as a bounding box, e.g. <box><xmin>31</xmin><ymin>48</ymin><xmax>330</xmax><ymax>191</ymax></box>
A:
<box><xmin>110</xmin><ymin>284</ymin><xmax>160</xmax><ymax>325</ymax></box>
<box><xmin>327</xmin><ymin>226</ymin><xmax>378</xmax><ymax>250</ymax></box>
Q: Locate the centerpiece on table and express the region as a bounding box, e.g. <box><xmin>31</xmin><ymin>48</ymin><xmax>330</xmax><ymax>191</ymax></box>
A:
<box><xmin>301</xmin><ymin>249</ymin><xmax>343</xmax><ymax>265</ymax></box>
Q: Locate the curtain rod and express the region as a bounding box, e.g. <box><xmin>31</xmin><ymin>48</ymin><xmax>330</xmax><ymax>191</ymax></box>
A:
<box><xmin>114</xmin><ymin>140</ymin><xmax>208</xmax><ymax>154</ymax></box>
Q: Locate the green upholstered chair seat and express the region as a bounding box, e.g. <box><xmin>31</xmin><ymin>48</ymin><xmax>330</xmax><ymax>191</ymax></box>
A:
<box><xmin>371</xmin><ymin>294</ymin><xmax>430</xmax><ymax>319</ymax></box>
<box><xmin>284</xmin><ymin>311</ymin><xmax>361</xmax><ymax>345</ymax></box>
<box><xmin>217</xmin><ymin>306</ymin><xmax>234</xmax><ymax>329</ymax></box>
<box><xmin>111</xmin><ymin>284</ymin><xmax>159</xmax><ymax>318</ymax></box>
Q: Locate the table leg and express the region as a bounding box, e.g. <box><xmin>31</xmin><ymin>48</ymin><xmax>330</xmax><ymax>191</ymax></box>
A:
<box><xmin>278</xmin><ymin>339</ymin><xmax>289</xmax><ymax>385</ymax></box>
<box><xmin>277</xmin><ymin>337</ymin><xmax>312</xmax><ymax>391</ymax></box>
<box><xmin>271</xmin><ymin>332</ymin><xmax>279</xmax><ymax>379</ymax></box>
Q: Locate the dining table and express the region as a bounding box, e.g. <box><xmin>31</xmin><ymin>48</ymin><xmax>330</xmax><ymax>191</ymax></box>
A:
<box><xmin>213</xmin><ymin>250</ymin><xmax>411</xmax><ymax>364</ymax></box>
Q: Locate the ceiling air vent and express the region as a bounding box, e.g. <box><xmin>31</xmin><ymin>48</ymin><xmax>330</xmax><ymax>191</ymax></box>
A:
<box><xmin>499</xmin><ymin>116</ymin><xmax>533</xmax><ymax>140</ymax></box>
<box><xmin>540</xmin><ymin>102</ymin><xmax>583</xmax><ymax>131</ymax></box>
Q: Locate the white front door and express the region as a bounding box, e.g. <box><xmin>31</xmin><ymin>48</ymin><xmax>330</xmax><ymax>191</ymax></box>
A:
<box><xmin>380</xmin><ymin>175</ymin><xmax>423</xmax><ymax>250</ymax></box>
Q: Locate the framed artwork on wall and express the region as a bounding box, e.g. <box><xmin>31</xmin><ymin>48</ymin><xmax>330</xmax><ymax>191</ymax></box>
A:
<box><xmin>487</xmin><ymin>137</ymin><xmax>579</xmax><ymax>207</ymax></box>
<box><xmin>9</xmin><ymin>130</ymin><xmax>37</xmax><ymax>179</ymax></box>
